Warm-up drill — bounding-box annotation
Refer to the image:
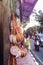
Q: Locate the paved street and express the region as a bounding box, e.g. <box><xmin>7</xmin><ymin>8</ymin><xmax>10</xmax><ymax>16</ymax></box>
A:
<box><xmin>30</xmin><ymin>39</ymin><xmax>43</xmax><ymax>64</ymax></box>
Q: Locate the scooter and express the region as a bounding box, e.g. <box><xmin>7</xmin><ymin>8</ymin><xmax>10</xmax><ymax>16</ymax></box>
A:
<box><xmin>34</xmin><ymin>40</ymin><xmax>39</xmax><ymax>51</ymax></box>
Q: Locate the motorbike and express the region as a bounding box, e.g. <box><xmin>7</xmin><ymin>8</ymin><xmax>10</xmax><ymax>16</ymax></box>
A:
<box><xmin>34</xmin><ymin>39</ymin><xmax>39</xmax><ymax>51</ymax></box>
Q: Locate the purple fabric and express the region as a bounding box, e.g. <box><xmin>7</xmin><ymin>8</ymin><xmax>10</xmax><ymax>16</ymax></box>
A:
<box><xmin>19</xmin><ymin>0</ymin><xmax>38</xmax><ymax>21</ymax></box>
<box><xmin>24</xmin><ymin>0</ymin><xmax>36</xmax><ymax>4</ymax></box>
<box><xmin>22</xmin><ymin>16</ymin><xmax>29</xmax><ymax>21</ymax></box>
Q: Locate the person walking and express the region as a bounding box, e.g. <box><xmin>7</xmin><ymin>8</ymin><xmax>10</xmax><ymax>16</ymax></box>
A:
<box><xmin>24</xmin><ymin>34</ymin><xmax>31</xmax><ymax>51</ymax></box>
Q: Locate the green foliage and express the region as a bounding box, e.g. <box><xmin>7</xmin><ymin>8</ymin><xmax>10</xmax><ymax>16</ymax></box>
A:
<box><xmin>38</xmin><ymin>24</ymin><xmax>43</xmax><ymax>32</ymax></box>
<box><xmin>38</xmin><ymin>14</ymin><xmax>43</xmax><ymax>22</ymax></box>
<box><xmin>35</xmin><ymin>11</ymin><xmax>43</xmax><ymax>23</ymax></box>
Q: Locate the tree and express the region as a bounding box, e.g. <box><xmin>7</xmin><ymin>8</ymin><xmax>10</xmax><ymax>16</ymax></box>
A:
<box><xmin>35</xmin><ymin>10</ymin><xmax>43</xmax><ymax>32</ymax></box>
<box><xmin>35</xmin><ymin>10</ymin><xmax>43</xmax><ymax>24</ymax></box>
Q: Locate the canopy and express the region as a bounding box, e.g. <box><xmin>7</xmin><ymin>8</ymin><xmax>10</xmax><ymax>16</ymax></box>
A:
<box><xmin>19</xmin><ymin>0</ymin><xmax>38</xmax><ymax>21</ymax></box>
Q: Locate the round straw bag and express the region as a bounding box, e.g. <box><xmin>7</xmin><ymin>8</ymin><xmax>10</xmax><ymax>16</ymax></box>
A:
<box><xmin>10</xmin><ymin>46</ymin><xmax>21</xmax><ymax>57</ymax></box>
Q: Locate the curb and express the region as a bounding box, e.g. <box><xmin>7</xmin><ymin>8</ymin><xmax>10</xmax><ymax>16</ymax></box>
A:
<box><xmin>30</xmin><ymin>50</ymin><xmax>43</xmax><ymax>65</ymax></box>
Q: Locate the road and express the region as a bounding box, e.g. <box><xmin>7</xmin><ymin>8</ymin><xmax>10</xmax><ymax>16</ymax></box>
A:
<box><xmin>30</xmin><ymin>39</ymin><xmax>43</xmax><ymax>63</ymax></box>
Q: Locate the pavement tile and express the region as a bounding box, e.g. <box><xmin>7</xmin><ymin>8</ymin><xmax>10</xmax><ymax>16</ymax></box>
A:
<box><xmin>17</xmin><ymin>53</ymin><xmax>36</xmax><ymax>65</ymax></box>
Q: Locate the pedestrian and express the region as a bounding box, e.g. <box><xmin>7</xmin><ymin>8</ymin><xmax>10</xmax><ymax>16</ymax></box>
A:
<box><xmin>24</xmin><ymin>34</ymin><xmax>31</xmax><ymax>51</ymax></box>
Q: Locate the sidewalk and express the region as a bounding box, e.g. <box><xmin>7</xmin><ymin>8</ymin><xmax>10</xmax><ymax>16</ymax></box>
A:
<box><xmin>17</xmin><ymin>52</ymin><xmax>36</xmax><ymax>65</ymax></box>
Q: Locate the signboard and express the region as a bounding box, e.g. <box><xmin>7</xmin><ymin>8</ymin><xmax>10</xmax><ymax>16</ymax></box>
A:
<box><xmin>19</xmin><ymin>0</ymin><xmax>38</xmax><ymax>21</ymax></box>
